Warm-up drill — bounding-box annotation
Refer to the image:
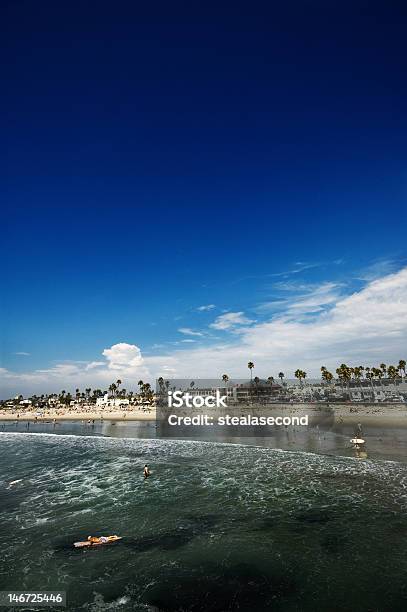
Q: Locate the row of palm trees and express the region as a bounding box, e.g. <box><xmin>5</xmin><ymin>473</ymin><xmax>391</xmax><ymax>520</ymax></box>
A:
<box><xmin>242</xmin><ymin>363</ymin><xmax>286</xmax><ymax>385</ymax></box>
<box><xmin>65</xmin><ymin>358</ymin><xmax>407</xmax><ymax>402</ymax></box>
<box><xmin>56</xmin><ymin>380</ymin><xmax>147</xmax><ymax>405</ymax></box>
<box><xmin>11</xmin><ymin>359</ymin><xmax>404</xmax><ymax>407</ymax></box>
<box><xmin>224</xmin><ymin>359</ymin><xmax>406</xmax><ymax>389</ymax></box>
<box><xmin>322</xmin><ymin>361</ymin><xmax>406</xmax><ymax>387</ymax></box>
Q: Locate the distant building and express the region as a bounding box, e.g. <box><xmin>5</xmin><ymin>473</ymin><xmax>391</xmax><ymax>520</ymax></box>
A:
<box><xmin>226</xmin><ymin>380</ymin><xmax>282</xmax><ymax>403</ymax></box>
<box><xmin>96</xmin><ymin>393</ymin><xmax>129</xmax><ymax>408</ymax></box>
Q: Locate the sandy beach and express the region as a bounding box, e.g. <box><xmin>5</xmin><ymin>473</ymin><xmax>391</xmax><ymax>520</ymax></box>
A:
<box><xmin>269</xmin><ymin>402</ymin><xmax>407</xmax><ymax>427</ymax></box>
<box><xmin>1</xmin><ymin>403</ymin><xmax>406</xmax><ymax>425</ymax></box>
<box><xmin>0</xmin><ymin>409</ymin><xmax>156</xmax><ymax>422</ymax></box>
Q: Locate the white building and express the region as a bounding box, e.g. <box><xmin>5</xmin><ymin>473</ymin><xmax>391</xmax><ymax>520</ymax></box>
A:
<box><xmin>96</xmin><ymin>394</ymin><xmax>130</xmax><ymax>408</ymax></box>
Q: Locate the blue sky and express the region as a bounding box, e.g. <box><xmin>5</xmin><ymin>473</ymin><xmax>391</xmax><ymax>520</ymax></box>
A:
<box><xmin>2</xmin><ymin>1</ymin><xmax>407</xmax><ymax>394</ymax></box>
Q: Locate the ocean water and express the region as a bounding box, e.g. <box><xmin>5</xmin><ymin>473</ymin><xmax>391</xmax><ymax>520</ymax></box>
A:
<box><xmin>0</xmin><ymin>430</ymin><xmax>407</xmax><ymax>611</ymax></box>
<box><xmin>2</xmin><ymin>414</ymin><xmax>407</xmax><ymax>462</ymax></box>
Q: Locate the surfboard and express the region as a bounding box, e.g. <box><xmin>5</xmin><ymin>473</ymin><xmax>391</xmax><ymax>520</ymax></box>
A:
<box><xmin>74</xmin><ymin>536</ymin><xmax>122</xmax><ymax>548</ymax></box>
<box><xmin>350</xmin><ymin>438</ymin><xmax>365</xmax><ymax>444</ymax></box>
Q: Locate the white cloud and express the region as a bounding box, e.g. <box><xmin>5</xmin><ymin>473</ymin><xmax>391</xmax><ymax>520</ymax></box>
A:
<box><xmin>210</xmin><ymin>311</ymin><xmax>255</xmax><ymax>330</ymax></box>
<box><xmin>102</xmin><ymin>343</ymin><xmax>144</xmax><ymax>370</ymax></box>
<box><xmin>270</xmin><ymin>262</ymin><xmax>321</xmax><ymax>277</ymax></box>
<box><xmin>1</xmin><ymin>267</ymin><xmax>407</xmax><ymax>396</ymax></box>
<box><xmin>14</xmin><ymin>352</ymin><xmax>30</xmax><ymax>356</ymax></box>
<box><xmin>0</xmin><ymin>343</ymin><xmax>150</xmax><ymax>397</ymax></box>
<box><xmin>196</xmin><ymin>304</ymin><xmax>216</xmax><ymax>311</ymax></box>
<box><xmin>355</xmin><ymin>258</ymin><xmax>400</xmax><ymax>282</ymax></box>
<box><xmin>178</xmin><ymin>327</ymin><xmax>204</xmax><ymax>337</ymax></box>
<box><xmin>85</xmin><ymin>361</ymin><xmax>105</xmax><ymax>370</ymax></box>
<box><xmin>256</xmin><ymin>282</ymin><xmax>343</xmax><ymax>315</ymax></box>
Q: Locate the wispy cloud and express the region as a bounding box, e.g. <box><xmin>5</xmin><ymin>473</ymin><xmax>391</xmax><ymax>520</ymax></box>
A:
<box><xmin>85</xmin><ymin>361</ymin><xmax>104</xmax><ymax>370</ymax></box>
<box><xmin>2</xmin><ymin>267</ymin><xmax>407</xmax><ymax>395</ymax></box>
<box><xmin>14</xmin><ymin>352</ymin><xmax>30</xmax><ymax>356</ymax></box>
<box><xmin>210</xmin><ymin>311</ymin><xmax>255</xmax><ymax>330</ymax></box>
<box><xmin>196</xmin><ymin>304</ymin><xmax>216</xmax><ymax>312</ymax></box>
<box><xmin>355</xmin><ymin>257</ymin><xmax>402</xmax><ymax>282</ymax></box>
<box><xmin>178</xmin><ymin>327</ymin><xmax>204</xmax><ymax>337</ymax></box>
<box><xmin>272</xmin><ymin>280</ymin><xmax>322</xmax><ymax>292</ymax></box>
<box><xmin>256</xmin><ymin>282</ymin><xmax>343</xmax><ymax>316</ymax></box>
<box><xmin>270</xmin><ymin>262</ymin><xmax>322</xmax><ymax>278</ymax></box>
<box><xmin>228</xmin><ymin>263</ymin><xmax>321</xmax><ymax>286</ymax></box>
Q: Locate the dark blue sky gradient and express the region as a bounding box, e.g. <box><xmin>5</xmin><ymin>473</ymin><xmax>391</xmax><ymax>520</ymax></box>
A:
<box><xmin>2</xmin><ymin>1</ymin><xmax>407</xmax><ymax>370</ymax></box>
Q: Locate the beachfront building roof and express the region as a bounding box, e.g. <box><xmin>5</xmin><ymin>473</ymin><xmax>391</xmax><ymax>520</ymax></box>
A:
<box><xmin>350</xmin><ymin>388</ymin><xmax>405</xmax><ymax>403</ymax></box>
<box><xmin>228</xmin><ymin>380</ymin><xmax>282</xmax><ymax>403</ymax></box>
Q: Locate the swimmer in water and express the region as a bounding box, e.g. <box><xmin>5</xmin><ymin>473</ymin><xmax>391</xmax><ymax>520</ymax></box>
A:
<box><xmin>143</xmin><ymin>464</ymin><xmax>150</xmax><ymax>478</ymax></box>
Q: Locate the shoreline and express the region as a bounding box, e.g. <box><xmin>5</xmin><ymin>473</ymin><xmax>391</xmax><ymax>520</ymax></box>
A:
<box><xmin>1</xmin><ymin>403</ymin><xmax>406</xmax><ymax>426</ymax></box>
<box><xmin>0</xmin><ymin>410</ymin><xmax>156</xmax><ymax>422</ymax></box>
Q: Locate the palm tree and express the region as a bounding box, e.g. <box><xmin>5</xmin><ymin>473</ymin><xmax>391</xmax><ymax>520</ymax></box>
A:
<box><xmin>387</xmin><ymin>365</ymin><xmax>398</xmax><ymax>385</ymax></box>
<box><xmin>109</xmin><ymin>383</ymin><xmax>117</xmax><ymax>398</ymax></box>
<box><xmin>278</xmin><ymin>372</ymin><xmax>285</xmax><ymax>386</ymax></box>
<box><xmin>365</xmin><ymin>369</ymin><xmax>374</xmax><ymax>394</ymax></box>
<box><xmin>335</xmin><ymin>364</ymin><xmax>351</xmax><ymax>398</ymax></box>
<box><xmin>248</xmin><ymin>362</ymin><xmax>254</xmax><ymax>382</ymax></box>
<box><xmin>373</xmin><ymin>367</ymin><xmax>383</xmax><ymax>387</ymax></box>
<box><xmin>140</xmin><ymin>383</ymin><xmax>152</xmax><ymax>404</ymax></box>
<box><xmin>321</xmin><ymin>367</ymin><xmax>334</xmax><ymax>387</ymax></box>
<box><xmin>294</xmin><ymin>369</ymin><xmax>303</xmax><ymax>387</ymax></box>
<box><xmin>398</xmin><ymin>360</ymin><xmax>406</xmax><ymax>379</ymax></box>
<box><xmin>352</xmin><ymin>366</ymin><xmax>364</xmax><ymax>398</ymax></box>
<box><xmin>157</xmin><ymin>377</ymin><xmax>165</xmax><ymax>395</ymax></box>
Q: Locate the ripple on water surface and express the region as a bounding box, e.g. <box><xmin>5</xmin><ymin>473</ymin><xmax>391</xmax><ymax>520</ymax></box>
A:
<box><xmin>0</xmin><ymin>432</ymin><xmax>407</xmax><ymax>611</ymax></box>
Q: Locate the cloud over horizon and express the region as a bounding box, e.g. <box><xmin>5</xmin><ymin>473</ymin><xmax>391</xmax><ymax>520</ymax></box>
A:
<box><xmin>1</xmin><ymin>267</ymin><xmax>407</xmax><ymax>397</ymax></box>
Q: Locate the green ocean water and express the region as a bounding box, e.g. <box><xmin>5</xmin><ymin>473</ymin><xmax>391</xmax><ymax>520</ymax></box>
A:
<box><xmin>0</xmin><ymin>429</ymin><xmax>407</xmax><ymax>611</ymax></box>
